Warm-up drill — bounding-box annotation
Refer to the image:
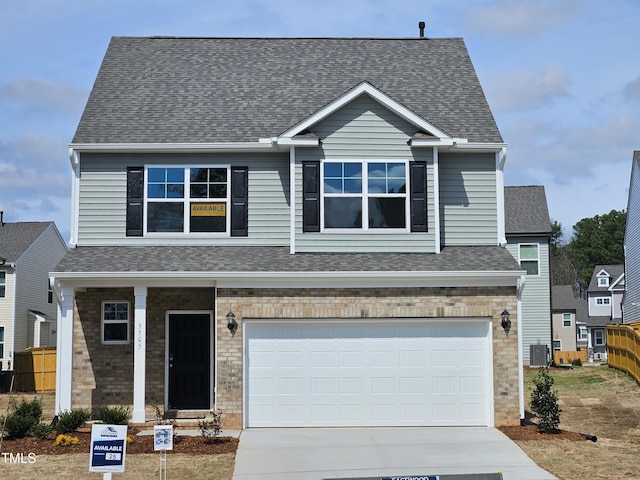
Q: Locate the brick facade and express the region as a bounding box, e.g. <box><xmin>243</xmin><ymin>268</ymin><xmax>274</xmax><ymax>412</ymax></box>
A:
<box><xmin>72</xmin><ymin>285</ymin><xmax>520</xmax><ymax>428</ymax></box>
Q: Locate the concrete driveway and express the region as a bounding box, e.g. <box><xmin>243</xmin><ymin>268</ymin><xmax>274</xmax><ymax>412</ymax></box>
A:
<box><xmin>231</xmin><ymin>427</ymin><xmax>558</xmax><ymax>480</ymax></box>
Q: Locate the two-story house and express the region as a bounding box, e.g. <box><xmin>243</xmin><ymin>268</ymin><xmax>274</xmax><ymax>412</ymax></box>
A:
<box><xmin>551</xmin><ymin>285</ymin><xmax>588</xmax><ymax>365</ymax></box>
<box><xmin>51</xmin><ymin>35</ymin><xmax>527</xmax><ymax>429</ymax></box>
<box><xmin>587</xmin><ymin>264</ymin><xmax>624</xmax><ymax>361</ymax></box>
<box><xmin>0</xmin><ymin>220</ymin><xmax>67</xmax><ymax>371</ymax></box>
<box><xmin>623</xmin><ymin>151</ymin><xmax>640</xmax><ymax>323</ymax></box>
<box><xmin>504</xmin><ymin>186</ymin><xmax>552</xmax><ymax>366</ymax></box>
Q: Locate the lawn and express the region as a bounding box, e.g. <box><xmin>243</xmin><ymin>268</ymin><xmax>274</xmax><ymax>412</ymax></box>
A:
<box><xmin>517</xmin><ymin>365</ymin><xmax>640</xmax><ymax>480</ymax></box>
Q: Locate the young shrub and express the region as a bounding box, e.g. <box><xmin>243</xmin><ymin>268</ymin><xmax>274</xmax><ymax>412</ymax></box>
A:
<box><xmin>55</xmin><ymin>408</ymin><xmax>91</xmax><ymax>434</ymax></box>
<box><xmin>30</xmin><ymin>422</ymin><xmax>54</xmax><ymax>439</ymax></box>
<box><xmin>530</xmin><ymin>367</ymin><xmax>561</xmax><ymax>433</ymax></box>
<box><xmin>94</xmin><ymin>405</ymin><xmax>131</xmax><ymax>425</ymax></box>
<box><xmin>2</xmin><ymin>397</ymin><xmax>43</xmax><ymax>438</ymax></box>
<box><xmin>198</xmin><ymin>410</ymin><xmax>223</xmax><ymax>444</ymax></box>
<box><xmin>571</xmin><ymin>358</ymin><xmax>582</xmax><ymax>367</ymax></box>
<box><xmin>154</xmin><ymin>405</ymin><xmax>179</xmax><ymax>444</ymax></box>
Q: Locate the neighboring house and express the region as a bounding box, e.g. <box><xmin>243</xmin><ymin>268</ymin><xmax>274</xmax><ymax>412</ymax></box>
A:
<box><xmin>0</xmin><ymin>220</ymin><xmax>67</xmax><ymax>370</ymax></box>
<box><xmin>623</xmin><ymin>151</ymin><xmax>640</xmax><ymax>323</ymax></box>
<box><xmin>504</xmin><ymin>186</ymin><xmax>552</xmax><ymax>366</ymax></box>
<box><xmin>551</xmin><ymin>285</ymin><xmax>588</xmax><ymax>364</ymax></box>
<box><xmin>586</xmin><ymin>265</ymin><xmax>624</xmax><ymax>361</ymax></box>
<box><xmin>51</xmin><ymin>35</ymin><xmax>528</xmax><ymax>429</ymax></box>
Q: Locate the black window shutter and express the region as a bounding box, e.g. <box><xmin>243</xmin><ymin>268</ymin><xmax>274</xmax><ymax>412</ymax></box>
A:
<box><xmin>302</xmin><ymin>161</ymin><xmax>320</xmax><ymax>232</ymax></box>
<box><xmin>126</xmin><ymin>167</ymin><xmax>144</xmax><ymax>236</ymax></box>
<box><xmin>410</xmin><ymin>161</ymin><xmax>428</xmax><ymax>232</ymax></box>
<box><xmin>231</xmin><ymin>166</ymin><xmax>249</xmax><ymax>237</ymax></box>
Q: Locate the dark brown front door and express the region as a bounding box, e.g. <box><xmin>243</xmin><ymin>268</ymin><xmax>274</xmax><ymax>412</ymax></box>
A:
<box><xmin>168</xmin><ymin>313</ymin><xmax>211</xmax><ymax>409</ymax></box>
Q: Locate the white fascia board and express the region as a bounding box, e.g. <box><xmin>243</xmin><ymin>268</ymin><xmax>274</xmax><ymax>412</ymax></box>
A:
<box><xmin>275</xmin><ymin>137</ymin><xmax>320</xmax><ymax>147</ymax></box>
<box><xmin>69</xmin><ymin>142</ymin><xmax>280</xmax><ymax>153</ymax></box>
<box><xmin>280</xmin><ymin>81</ymin><xmax>452</xmax><ymax>140</ymax></box>
<box><xmin>449</xmin><ymin>142</ymin><xmax>507</xmax><ymax>153</ymax></box>
<box><xmin>52</xmin><ymin>269</ymin><xmax>524</xmax><ymax>290</ymax></box>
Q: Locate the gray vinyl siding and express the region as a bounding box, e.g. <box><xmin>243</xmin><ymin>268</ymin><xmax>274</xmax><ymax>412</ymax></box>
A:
<box><xmin>295</xmin><ymin>95</ymin><xmax>436</xmax><ymax>253</ymax></box>
<box><xmin>0</xmin><ymin>268</ymin><xmax>15</xmax><ymax>370</ymax></box>
<box><xmin>77</xmin><ymin>152</ymin><xmax>290</xmax><ymax>246</ymax></box>
<box><xmin>624</xmin><ymin>155</ymin><xmax>640</xmax><ymax>322</ymax></box>
<box><xmin>588</xmin><ymin>295</ymin><xmax>612</xmax><ymax>317</ymax></box>
<box><xmin>439</xmin><ymin>152</ymin><xmax>498</xmax><ymax>246</ymax></box>
<box><xmin>13</xmin><ymin>225</ymin><xmax>67</xmax><ymax>354</ymax></box>
<box><xmin>506</xmin><ymin>236</ymin><xmax>551</xmax><ymax>365</ymax></box>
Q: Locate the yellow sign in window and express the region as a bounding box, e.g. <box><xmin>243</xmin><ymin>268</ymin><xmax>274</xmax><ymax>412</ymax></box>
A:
<box><xmin>190</xmin><ymin>203</ymin><xmax>226</xmax><ymax>217</ymax></box>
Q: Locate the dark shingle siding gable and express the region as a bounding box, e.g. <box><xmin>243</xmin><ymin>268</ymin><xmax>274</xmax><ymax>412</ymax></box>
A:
<box><xmin>505</xmin><ymin>186</ymin><xmax>551</xmax><ymax>235</ymax></box>
<box><xmin>73</xmin><ymin>37</ymin><xmax>502</xmax><ymax>145</ymax></box>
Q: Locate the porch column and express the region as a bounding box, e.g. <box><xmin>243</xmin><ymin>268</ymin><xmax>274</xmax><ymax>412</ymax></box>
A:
<box><xmin>55</xmin><ymin>287</ymin><xmax>75</xmax><ymax>414</ymax></box>
<box><xmin>132</xmin><ymin>286</ymin><xmax>147</xmax><ymax>423</ymax></box>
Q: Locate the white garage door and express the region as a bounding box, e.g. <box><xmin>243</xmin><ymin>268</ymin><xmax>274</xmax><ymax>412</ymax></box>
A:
<box><xmin>245</xmin><ymin>320</ymin><xmax>492</xmax><ymax>427</ymax></box>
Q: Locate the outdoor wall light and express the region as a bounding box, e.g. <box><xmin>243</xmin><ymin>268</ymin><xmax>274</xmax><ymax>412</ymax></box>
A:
<box><xmin>501</xmin><ymin>309</ymin><xmax>511</xmax><ymax>334</ymax></box>
<box><xmin>226</xmin><ymin>311</ymin><xmax>238</xmax><ymax>334</ymax></box>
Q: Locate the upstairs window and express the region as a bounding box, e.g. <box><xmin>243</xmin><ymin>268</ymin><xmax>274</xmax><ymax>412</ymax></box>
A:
<box><xmin>519</xmin><ymin>244</ymin><xmax>539</xmax><ymax>275</ymax></box>
<box><xmin>145</xmin><ymin>166</ymin><xmax>229</xmax><ymax>234</ymax></box>
<box><xmin>562</xmin><ymin>313</ymin><xmax>572</xmax><ymax>327</ymax></box>
<box><xmin>322</xmin><ymin>160</ymin><xmax>408</xmax><ymax>230</ymax></box>
<box><xmin>579</xmin><ymin>326</ymin><xmax>588</xmax><ymax>340</ymax></box>
<box><xmin>0</xmin><ymin>272</ymin><xmax>5</xmax><ymax>298</ymax></box>
<box><xmin>598</xmin><ymin>277</ymin><xmax>609</xmax><ymax>287</ymax></box>
<box><xmin>596</xmin><ymin>297</ymin><xmax>611</xmax><ymax>305</ymax></box>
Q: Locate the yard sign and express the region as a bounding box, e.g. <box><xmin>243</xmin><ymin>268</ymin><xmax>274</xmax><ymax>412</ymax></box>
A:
<box><xmin>89</xmin><ymin>424</ymin><xmax>128</xmax><ymax>473</ymax></box>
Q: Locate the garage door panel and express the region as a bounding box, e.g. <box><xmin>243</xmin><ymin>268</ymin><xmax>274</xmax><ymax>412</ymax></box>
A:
<box><xmin>246</xmin><ymin>320</ymin><xmax>490</xmax><ymax>427</ymax></box>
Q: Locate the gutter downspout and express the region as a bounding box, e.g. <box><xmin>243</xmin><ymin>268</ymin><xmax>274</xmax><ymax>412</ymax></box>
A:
<box><xmin>68</xmin><ymin>148</ymin><xmax>80</xmax><ymax>247</ymax></box>
<box><xmin>433</xmin><ymin>148</ymin><xmax>441</xmax><ymax>253</ymax></box>
<box><xmin>289</xmin><ymin>147</ymin><xmax>296</xmax><ymax>254</ymax></box>
<box><xmin>496</xmin><ymin>148</ymin><xmax>507</xmax><ymax>246</ymax></box>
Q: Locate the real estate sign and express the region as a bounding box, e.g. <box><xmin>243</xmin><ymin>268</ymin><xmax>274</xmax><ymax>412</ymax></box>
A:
<box><xmin>89</xmin><ymin>424</ymin><xmax>128</xmax><ymax>473</ymax></box>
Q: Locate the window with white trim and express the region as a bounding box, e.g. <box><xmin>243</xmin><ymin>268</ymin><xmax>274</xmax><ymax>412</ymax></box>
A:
<box><xmin>0</xmin><ymin>271</ymin><xmax>5</xmax><ymax>298</ymax></box>
<box><xmin>322</xmin><ymin>160</ymin><xmax>408</xmax><ymax>230</ymax></box>
<box><xmin>519</xmin><ymin>244</ymin><xmax>539</xmax><ymax>275</ymax></box>
<box><xmin>0</xmin><ymin>326</ymin><xmax>4</xmax><ymax>359</ymax></box>
<box><xmin>553</xmin><ymin>340</ymin><xmax>562</xmax><ymax>351</ymax></box>
<box><xmin>594</xmin><ymin>329</ymin><xmax>605</xmax><ymax>346</ymax></box>
<box><xmin>102</xmin><ymin>301</ymin><xmax>130</xmax><ymax>344</ymax></box>
<box><xmin>562</xmin><ymin>313</ymin><xmax>572</xmax><ymax>327</ymax></box>
<box><xmin>579</xmin><ymin>326</ymin><xmax>588</xmax><ymax>340</ymax></box>
<box><xmin>145</xmin><ymin>166</ymin><xmax>230</xmax><ymax>234</ymax></box>
<box><xmin>598</xmin><ymin>277</ymin><xmax>609</xmax><ymax>287</ymax></box>
<box><xmin>596</xmin><ymin>297</ymin><xmax>611</xmax><ymax>305</ymax></box>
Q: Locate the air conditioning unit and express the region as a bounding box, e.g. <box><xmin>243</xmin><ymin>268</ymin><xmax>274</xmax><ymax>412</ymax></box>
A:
<box><xmin>530</xmin><ymin>344</ymin><xmax>548</xmax><ymax>367</ymax></box>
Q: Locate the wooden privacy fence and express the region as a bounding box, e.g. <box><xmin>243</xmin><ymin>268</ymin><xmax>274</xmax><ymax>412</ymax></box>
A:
<box><xmin>607</xmin><ymin>322</ymin><xmax>640</xmax><ymax>386</ymax></box>
<box><xmin>13</xmin><ymin>347</ymin><xmax>56</xmax><ymax>392</ymax></box>
<box><xmin>553</xmin><ymin>349</ymin><xmax>588</xmax><ymax>366</ymax></box>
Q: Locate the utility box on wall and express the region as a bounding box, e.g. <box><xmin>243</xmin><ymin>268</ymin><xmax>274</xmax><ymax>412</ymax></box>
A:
<box><xmin>530</xmin><ymin>344</ymin><xmax>548</xmax><ymax>367</ymax></box>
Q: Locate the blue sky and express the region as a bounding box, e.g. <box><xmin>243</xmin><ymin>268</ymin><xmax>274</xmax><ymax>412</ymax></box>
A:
<box><xmin>1</xmin><ymin>0</ymin><xmax>639</xmax><ymax>242</ymax></box>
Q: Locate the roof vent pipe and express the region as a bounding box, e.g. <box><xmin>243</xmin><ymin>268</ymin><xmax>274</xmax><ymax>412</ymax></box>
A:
<box><xmin>419</xmin><ymin>21</ymin><xmax>426</xmax><ymax>38</ymax></box>
<box><xmin>0</xmin><ymin>211</ymin><xmax>4</xmax><ymax>227</ymax></box>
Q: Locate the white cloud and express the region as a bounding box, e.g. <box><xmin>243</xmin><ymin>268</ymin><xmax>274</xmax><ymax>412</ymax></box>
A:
<box><xmin>624</xmin><ymin>75</ymin><xmax>640</xmax><ymax>101</ymax></box>
<box><xmin>485</xmin><ymin>65</ymin><xmax>570</xmax><ymax>112</ymax></box>
<box><xmin>0</xmin><ymin>79</ymin><xmax>88</xmax><ymax>115</ymax></box>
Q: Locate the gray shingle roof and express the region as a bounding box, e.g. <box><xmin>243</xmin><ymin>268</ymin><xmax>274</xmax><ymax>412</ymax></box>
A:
<box><xmin>0</xmin><ymin>222</ymin><xmax>53</xmax><ymax>263</ymax></box>
<box><xmin>587</xmin><ymin>264</ymin><xmax>624</xmax><ymax>292</ymax></box>
<box><xmin>552</xmin><ymin>285</ymin><xmax>588</xmax><ymax>325</ymax></box>
<box><xmin>53</xmin><ymin>246</ymin><xmax>521</xmax><ymax>274</ymax></box>
<box><xmin>72</xmin><ymin>37</ymin><xmax>503</xmax><ymax>145</ymax></box>
<box><xmin>504</xmin><ymin>186</ymin><xmax>551</xmax><ymax>235</ymax></box>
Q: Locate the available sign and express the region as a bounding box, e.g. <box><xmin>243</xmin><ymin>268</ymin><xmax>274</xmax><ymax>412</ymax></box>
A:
<box><xmin>191</xmin><ymin>202</ymin><xmax>226</xmax><ymax>216</ymax></box>
<box><xmin>89</xmin><ymin>424</ymin><xmax>128</xmax><ymax>473</ymax></box>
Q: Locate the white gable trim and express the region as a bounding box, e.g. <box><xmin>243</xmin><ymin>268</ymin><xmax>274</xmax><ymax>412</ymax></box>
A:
<box><xmin>279</xmin><ymin>81</ymin><xmax>453</xmax><ymax>142</ymax></box>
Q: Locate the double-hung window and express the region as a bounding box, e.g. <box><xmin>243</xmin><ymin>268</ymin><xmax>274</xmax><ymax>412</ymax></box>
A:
<box><xmin>322</xmin><ymin>160</ymin><xmax>408</xmax><ymax>230</ymax></box>
<box><xmin>0</xmin><ymin>326</ymin><xmax>4</xmax><ymax>359</ymax></box>
<box><xmin>0</xmin><ymin>271</ymin><xmax>5</xmax><ymax>298</ymax></box>
<box><xmin>594</xmin><ymin>329</ymin><xmax>605</xmax><ymax>346</ymax></box>
<box><xmin>562</xmin><ymin>313</ymin><xmax>572</xmax><ymax>327</ymax></box>
<box><xmin>145</xmin><ymin>166</ymin><xmax>230</xmax><ymax>234</ymax></box>
<box><xmin>519</xmin><ymin>244</ymin><xmax>539</xmax><ymax>275</ymax></box>
<box><xmin>102</xmin><ymin>301</ymin><xmax>130</xmax><ymax>344</ymax></box>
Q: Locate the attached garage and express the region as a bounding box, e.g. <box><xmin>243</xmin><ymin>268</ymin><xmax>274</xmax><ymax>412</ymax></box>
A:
<box><xmin>245</xmin><ymin>319</ymin><xmax>493</xmax><ymax>427</ymax></box>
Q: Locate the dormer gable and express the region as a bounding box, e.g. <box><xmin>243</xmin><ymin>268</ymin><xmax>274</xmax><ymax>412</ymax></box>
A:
<box><xmin>274</xmin><ymin>82</ymin><xmax>463</xmax><ymax>149</ymax></box>
<box><xmin>596</xmin><ymin>269</ymin><xmax>611</xmax><ymax>288</ymax></box>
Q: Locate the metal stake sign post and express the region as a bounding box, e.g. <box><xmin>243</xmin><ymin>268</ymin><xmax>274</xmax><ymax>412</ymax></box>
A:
<box><xmin>154</xmin><ymin>424</ymin><xmax>174</xmax><ymax>479</ymax></box>
<box><xmin>89</xmin><ymin>424</ymin><xmax>128</xmax><ymax>479</ymax></box>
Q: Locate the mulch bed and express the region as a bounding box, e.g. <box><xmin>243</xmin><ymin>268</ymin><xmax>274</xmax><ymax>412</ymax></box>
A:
<box><xmin>498</xmin><ymin>424</ymin><xmax>588</xmax><ymax>442</ymax></box>
<box><xmin>0</xmin><ymin>431</ymin><xmax>238</xmax><ymax>456</ymax></box>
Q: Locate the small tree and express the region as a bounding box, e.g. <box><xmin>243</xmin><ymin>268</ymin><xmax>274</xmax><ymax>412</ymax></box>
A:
<box><xmin>530</xmin><ymin>368</ymin><xmax>561</xmax><ymax>433</ymax></box>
